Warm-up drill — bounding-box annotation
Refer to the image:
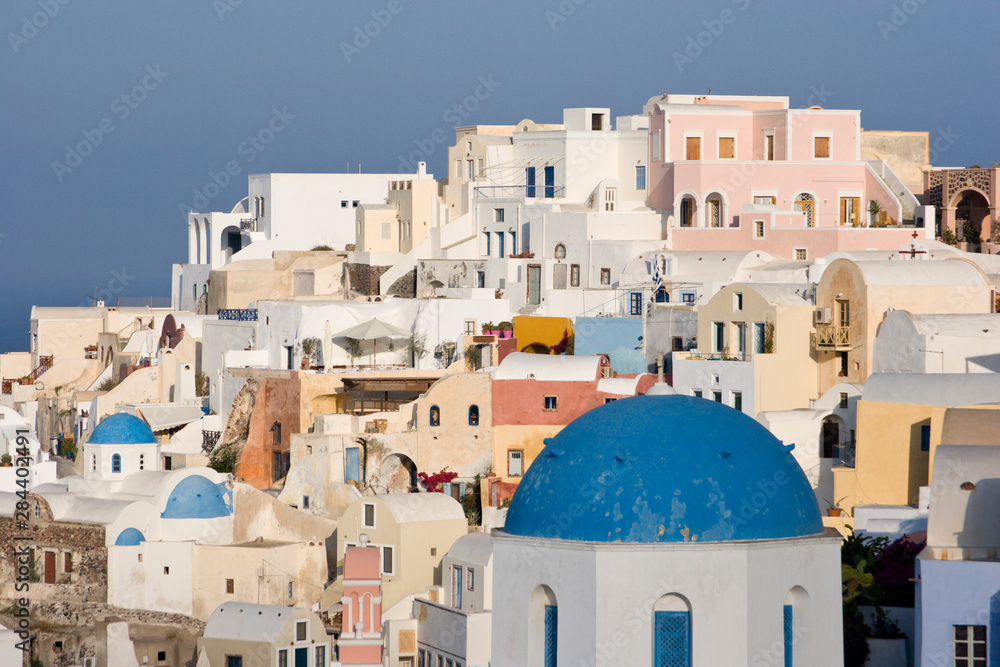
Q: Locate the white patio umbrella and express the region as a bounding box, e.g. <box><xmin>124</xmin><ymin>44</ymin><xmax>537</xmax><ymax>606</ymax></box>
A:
<box><xmin>332</xmin><ymin>317</ymin><xmax>411</xmax><ymax>366</ymax></box>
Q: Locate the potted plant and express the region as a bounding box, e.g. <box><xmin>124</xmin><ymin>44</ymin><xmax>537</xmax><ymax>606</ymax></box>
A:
<box><xmin>497</xmin><ymin>321</ymin><xmax>514</xmax><ymax>338</ymax></box>
<box><xmin>868</xmin><ymin>200</ymin><xmax>884</xmax><ymax>227</ymax></box>
<box><xmin>824</xmin><ymin>496</ymin><xmax>848</xmax><ymax>517</ymax></box>
<box><xmin>481</xmin><ymin>321</ymin><xmax>500</xmax><ymax>336</ymax></box>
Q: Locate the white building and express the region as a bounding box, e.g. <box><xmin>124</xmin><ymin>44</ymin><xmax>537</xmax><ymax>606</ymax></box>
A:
<box><xmin>873</xmin><ymin>310</ymin><xmax>1000</xmax><ymax>374</ymax></box>
<box><xmin>492</xmin><ymin>393</ymin><xmax>843</xmax><ymax>666</ymax></box>
<box><xmin>197</xmin><ymin>602</ymin><xmax>331</xmax><ymax>667</ymax></box>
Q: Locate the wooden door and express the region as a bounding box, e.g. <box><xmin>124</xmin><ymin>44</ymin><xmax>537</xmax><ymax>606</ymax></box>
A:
<box><xmin>44</xmin><ymin>551</ymin><xmax>55</xmax><ymax>584</ymax></box>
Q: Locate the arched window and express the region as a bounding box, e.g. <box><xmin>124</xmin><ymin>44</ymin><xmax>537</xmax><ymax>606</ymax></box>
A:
<box><xmin>794</xmin><ymin>193</ymin><xmax>815</xmax><ymax>228</ymax></box>
<box><xmin>554</xmin><ymin>244</ymin><xmax>566</xmax><ymax>259</ymax></box>
<box><xmin>706</xmin><ymin>193</ymin><xmax>725</xmax><ymax>228</ymax></box>
<box><xmin>653</xmin><ymin>594</ymin><xmax>691</xmax><ymax>666</ymax></box>
<box><xmin>530</xmin><ymin>585</ymin><xmax>557</xmax><ymax>666</ymax></box>
<box><xmin>784</xmin><ymin>587</ymin><xmax>809</xmax><ymax>666</ymax></box>
<box><xmin>111</xmin><ymin>453</ymin><xmax>121</xmax><ymax>473</ymax></box>
<box><xmin>429</xmin><ymin>406</ymin><xmax>440</xmax><ymax>427</ymax></box>
<box><xmin>468</xmin><ymin>405</ymin><xmax>479</xmax><ymax>426</ymax></box>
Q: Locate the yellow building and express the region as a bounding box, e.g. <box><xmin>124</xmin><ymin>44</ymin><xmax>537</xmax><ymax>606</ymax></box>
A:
<box><xmin>813</xmin><ymin>258</ymin><xmax>991</xmax><ymax>395</ymax></box>
<box><xmin>833</xmin><ymin>373</ymin><xmax>1000</xmax><ymax>511</ymax></box>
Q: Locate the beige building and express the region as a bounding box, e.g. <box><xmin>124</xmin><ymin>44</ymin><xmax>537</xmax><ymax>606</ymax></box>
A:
<box><xmin>335</xmin><ymin>493</ymin><xmax>468</xmax><ymax>610</ymax></box>
<box><xmin>197</xmin><ymin>602</ymin><xmax>330</xmax><ymax>667</ymax></box>
<box><xmin>813</xmin><ymin>258</ymin><xmax>992</xmax><ymax>394</ymax></box>
<box><xmin>356</xmin><ymin>177</ymin><xmax>447</xmax><ymax>254</ymax></box>
<box><xmin>207</xmin><ymin>250</ymin><xmax>347</xmax><ymax>312</ymax></box>
<box><xmin>671</xmin><ymin>282</ymin><xmax>818</xmax><ymax>416</ymax></box>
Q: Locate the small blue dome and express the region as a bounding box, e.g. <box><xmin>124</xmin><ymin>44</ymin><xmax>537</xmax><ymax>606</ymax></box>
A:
<box><xmin>161</xmin><ymin>475</ymin><xmax>232</xmax><ymax>519</ymax></box>
<box><xmin>89</xmin><ymin>413</ymin><xmax>156</xmax><ymax>445</ymax></box>
<box><xmin>504</xmin><ymin>394</ymin><xmax>823</xmax><ymax>543</ymax></box>
<box><xmin>115</xmin><ymin>527</ymin><xmax>146</xmax><ymax>545</ymax></box>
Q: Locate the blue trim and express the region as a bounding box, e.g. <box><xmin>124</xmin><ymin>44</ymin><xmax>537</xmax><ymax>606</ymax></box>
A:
<box><xmin>111</xmin><ymin>453</ymin><xmax>121</xmax><ymax>473</ymax></box>
<box><xmin>784</xmin><ymin>605</ymin><xmax>793</xmax><ymax>666</ymax></box>
<box><xmin>114</xmin><ymin>527</ymin><xmax>145</xmax><ymax>545</ymax></box>
<box><xmin>654</xmin><ymin>611</ymin><xmax>690</xmax><ymax>666</ymax></box>
<box><xmin>544</xmin><ymin>605</ymin><xmax>557</xmax><ymax>666</ymax></box>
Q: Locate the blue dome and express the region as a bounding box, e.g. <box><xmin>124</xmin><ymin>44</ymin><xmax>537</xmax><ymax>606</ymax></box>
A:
<box><xmin>161</xmin><ymin>475</ymin><xmax>232</xmax><ymax>519</ymax></box>
<box><xmin>89</xmin><ymin>413</ymin><xmax>156</xmax><ymax>445</ymax></box>
<box><xmin>115</xmin><ymin>527</ymin><xmax>146</xmax><ymax>545</ymax></box>
<box><xmin>504</xmin><ymin>394</ymin><xmax>823</xmax><ymax>543</ymax></box>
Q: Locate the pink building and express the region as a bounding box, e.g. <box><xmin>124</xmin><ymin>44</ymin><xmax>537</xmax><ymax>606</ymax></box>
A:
<box><xmin>645</xmin><ymin>93</ymin><xmax>931</xmax><ymax>259</ymax></box>
<box><xmin>338</xmin><ymin>543</ymin><xmax>383</xmax><ymax>666</ymax></box>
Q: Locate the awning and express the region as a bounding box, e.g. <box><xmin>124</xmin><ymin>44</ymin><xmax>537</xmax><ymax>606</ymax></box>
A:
<box><xmin>137</xmin><ymin>405</ymin><xmax>206</xmax><ymax>432</ymax></box>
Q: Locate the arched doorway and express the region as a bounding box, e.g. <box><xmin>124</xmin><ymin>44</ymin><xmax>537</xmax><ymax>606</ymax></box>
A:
<box><xmin>220</xmin><ymin>225</ymin><xmax>242</xmax><ymax>262</ymax></box>
<box><xmin>821</xmin><ymin>415</ymin><xmax>846</xmax><ymax>462</ymax></box>
<box><xmin>705</xmin><ymin>192</ymin><xmax>726</xmax><ymax>228</ymax></box>
<box><xmin>379</xmin><ymin>453</ymin><xmax>418</xmax><ymax>493</ymax></box>
<box><xmin>953</xmin><ymin>189</ymin><xmax>991</xmax><ymax>243</ymax></box>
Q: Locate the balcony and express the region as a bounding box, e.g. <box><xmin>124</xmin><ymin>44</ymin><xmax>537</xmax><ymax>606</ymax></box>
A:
<box><xmin>202</xmin><ymin>430</ymin><xmax>221</xmax><ymax>452</ymax></box>
<box><xmin>240</xmin><ymin>218</ymin><xmax>257</xmax><ymax>232</ymax></box>
<box><xmin>473</xmin><ymin>185</ymin><xmax>564</xmax><ymax>199</ymax></box>
<box><xmin>814</xmin><ymin>325</ymin><xmax>850</xmax><ymax>350</ymax></box>
<box><xmin>834</xmin><ymin>441</ymin><xmax>856</xmax><ymax>468</ymax></box>
<box><xmin>218</xmin><ymin>308</ymin><xmax>258</xmax><ymax>322</ymax></box>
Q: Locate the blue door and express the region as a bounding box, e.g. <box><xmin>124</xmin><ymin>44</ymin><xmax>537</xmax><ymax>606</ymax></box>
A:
<box><xmin>496</xmin><ymin>232</ymin><xmax>505</xmax><ymax>258</ymax></box>
<box><xmin>345</xmin><ymin>447</ymin><xmax>360</xmax><ymax>482</ymax></box>
<box><xmin>784</xmin><ymin>605</ymin><xmax>793</xmax><ymax>666</ymax></box>
<box><xmin>654</xmin><ymin>611</ymin><xmax>690</xmax><ymax>667</ymax></box>
<box><xmin>544</xmin><ymin>166</ymin><xmax>555</xmax><ymax>198</ymax></box>
<box><xmin>294</xmin><ymin>647</ymin><xmax>308</xmax><ymax>667</ymax></box>
<box><xmin>544</xmin><ymin>605</ymin><xmax>557</xmax><ymax>666</ymax></box>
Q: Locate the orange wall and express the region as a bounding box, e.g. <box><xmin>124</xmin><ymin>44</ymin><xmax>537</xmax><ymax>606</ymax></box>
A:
<box><xmin>235</xmin><ymin>376</ymin><xmax>303</xmax><ymax>489</ymax></box>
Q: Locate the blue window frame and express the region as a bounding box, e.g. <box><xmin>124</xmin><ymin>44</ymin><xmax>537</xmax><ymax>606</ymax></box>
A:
<box><xmin>468</xmin><ymin>405</ymin><xmax>479</xmax><ymax>426</ymax></box>
<box><xmin>544</xmin><ymin>605</ymin><xmax>557</xmax><ymax>666</ymax></box>
<box><xmin>430</xmin><ymin>405</ymin><xmax>441</xmax><ymax>427</ymax></box>
<box><xmin>636</xmin><ymin>165</ymin><xmax>646</xmax><ymax>190</ymax></box>
<box><xmin>484</xmin><ymin>232</ymin><xmax>491</xmax><ymax>257</ymax></box>
<box><xmin>496</xmin><ymin>232</ymin><xmax>505</xmax><ymax>258</ymax></box>
<box><xmin>629</xmin><ymin>292</ymin><xmax>644</xmax><ymax>316</ymax></box>
<box><xmin>544</xmin><ymin>166</ymin><xmax>555</xmax><ymax>198</ymax></box>
<box><xmin>784</xmin><ymin>605</ymin><xmax>793</xmax><ymax>666</ymax></box>
<box><xmin>111</xmin><ymin>453</ymin><xmax>121</xmax><ymax>473</ymax></box>
<box><xmin>288</xmin><ymin>581</ymin><xmax>293</xmax><ymax>598</ymax></box>
<box><xmin>654</xmin><ymin>288</ymin><xmax>669</xmax><ymax>303</ymax></box>
<box><xmin>526</xmin><ymin>167</ymin><xmax>536</xmax><ymax>198</ymax></box>
<box><xmin>654</xmin><ymin>611</ymin><xmax>690</xmax><ymax>667</ymax></box>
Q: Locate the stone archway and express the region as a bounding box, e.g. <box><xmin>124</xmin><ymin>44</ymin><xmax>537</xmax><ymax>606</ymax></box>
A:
<box><xmin>952</xmin><ymin>189</ymin><xmax>991</xmax><ymax>243</ymax></box>
<box><xmin>379</xmin><ymin>453</ymin><xmax>418</xmax><ymax>493</ymax></box>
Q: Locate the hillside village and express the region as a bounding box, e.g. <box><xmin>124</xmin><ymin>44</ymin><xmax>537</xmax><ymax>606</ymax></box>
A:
<box><xmin>3</xmin><ymin>91</ymin><xmax>1000</xmax><ymax>666</ymax></box>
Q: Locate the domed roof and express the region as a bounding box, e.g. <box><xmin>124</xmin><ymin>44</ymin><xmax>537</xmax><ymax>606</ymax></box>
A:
<box><xmin>114</xmin><ymin>527</ymin><xmax>146</xmax><ymax>545</ymax></box>
<box><xmin>89</xmin><ymin>413</ymin><xmax>156</xmax><ymax>445</ymax></box>
<box><xmin>504</xmin><ymin>394</ymin><xmax>823</xmax><ymax>544</ymax></box>
<box><xmin>161</xmin><ymin>475</ymin><xmax>231</xmax><ymax>519</ymax></box>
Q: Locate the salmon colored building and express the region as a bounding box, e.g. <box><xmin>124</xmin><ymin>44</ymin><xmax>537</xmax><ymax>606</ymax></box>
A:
<box><xmin>485</xmin><ymin>352</ymin><xmax>655</xmax><ymax>506</ymax></box>
<box><xmin>644</xmin><ymin>93</ymin><xmax>932</xmax><ymax>259</ymax></box>
<box><xmin>338</xmin><ymin>542</ymin><xmax>384</xmax><ymax>666</ymax></box>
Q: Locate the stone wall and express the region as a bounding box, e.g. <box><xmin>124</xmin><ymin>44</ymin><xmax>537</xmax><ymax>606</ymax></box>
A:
<box><xmin>386</xmin><ymin>269</ymin><xmax>416</xmax><ymax>298</ymax></box>
<box><xmin>346</xmin><ymin>263</ymin><xmax>392</xmax><ymax>296</ymax></box>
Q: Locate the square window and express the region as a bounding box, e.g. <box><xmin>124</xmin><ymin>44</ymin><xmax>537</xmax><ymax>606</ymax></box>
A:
<box><xmin>382</xmin><ymin>546</ymin><xmax>394</xmax><ymax>575</ymax></box>
<box><xmin>734</xmin><ymin>292</ymin><xmax>743</xmax><ymax>312</ymax></box>
<box><xmin>352</xmin><ymin>200</ymin><xmax>359</xmax><ymax>208</ymax></box>
<box><xmin>508</xmin><ymin>450</ymin><xmax>523</xmax><ymax>477</ymax></box>
<box><xmin>363</xmin><ymin>503</ymin><xmax>375</xmax><ymax>528</ymax></box>
<box><xmin>682</xmin><ymin>292</ymin><xmax>695</xmax><ymax>303</ymax></box>
<box><xmin>157</xmin><ymin>651</ymin><xmax>166</xmax><ymax>662</ymax></box>
<box><xmin>839</xmin><ymin>392</ymin><xmax>849</xmax><ymax>409</ymax></box>
<box><xmin>464</xmin><ymin>319</ymin><xmax>476</xmax><ymax>336</ymax></box>
<box><xmin>672</xmin><ymin>337</ymin><xmax>683</xmax><ymax>351</ymax></box>
<box><xmin>600</xmin><ymin>268</ymin><xmax>611</xmax><ymax>285</ymax></box>
<box><xmin>718</xmin><ymin>136</ymin><xmax>735</xmax><ymax>159</ymax></box>
<box><xmin>341</xmin><ymin>200</ymin><xmax>348</xmax><ymax>208</ymax></box>
<box><xmin>754</xmin><ymin>220</ymin><xmax>765</xmax><ymax>239</ymax></box>
<box><xmin>226</xmin><ymin>657</ymin><xmax>243</xmax><ymax>667</ymax></box>
<box><xmin>226</xmin><ymin>578</ymin><xmax>234</xmax><ymax>594</ymax></box>
<box><xmin>430</xmin><ymin>547</ymin><xmax>437</xmax><ymax>557</ymax></box>
<box><xmin>163</xmin><ymin>567</ymin><xmax>169</xmax><ymax>575</ymax></box>
<box><xmin>953</xmin><ymin>625</ymin><xmax>987</xmax><ymax>667</ymax></box>
<box><xmin>814</xmin><ymin>136</ymin><xmax>831</xmax><ymax>158</ymax></box>
<box><xmin>296</xmin><ymin>621</ymin><xmax>307</xmax><ymax>641</ymax></box>
<box><xmin>635</xmin><ymin>165</ymin><xmax>646</xmax><ymax>190</ymax></box>
<box><xmin>544</xmin><ymin>396</ymin><xmax>558</xmax><ymax>411</ymax></box>
<box><xmin>795</xmin><ymin>248</ymin><xmax>807</xmax><ymax>261</ymax></box>
<box><xmin>692</xmin><ymin>389</ymin><xmax>702</xmax><ymax>398</ymax></box>
<box><xmin>712</xmin><ymin>391</ymin><xmax>723</xmax><ymax>403</ymax></box>
<box><xmin>494</xmin><ymin>208</ymin><xmax>504</xmax><ymax>223</ymax></box>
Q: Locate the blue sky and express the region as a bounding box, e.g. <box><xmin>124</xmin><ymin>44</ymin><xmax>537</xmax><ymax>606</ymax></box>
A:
<box><xmin>1</xmin><ymin>0</ymin><xmax>997</xmax><ymax>352</ymax></box>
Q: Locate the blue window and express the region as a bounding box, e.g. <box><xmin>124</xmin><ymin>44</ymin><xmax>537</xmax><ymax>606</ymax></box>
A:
<box><xmin>430</xmin><ymin>406</ymin><xmax>441</xmax><ymax>427</ymax></box>
<box><xmin>654</xmin><ymin>611</ymin><xmax>690</xmax><ymax>666</ymax></box>
<box><xmin>920</xmin><ymin>425</ymin><xmax>930</xmax><ymax>452</ymax></box>
<box><xmin>468</xmin><ymin>405</ymin><xmax>479</xmax><ymax>426</ymax></box>
<box><xmin>544</xmin><ymin>166</ymin><xmax>555</xmax><ymax>198</ymax></box>
<box><xmin>784</xmin><ymin>605</ymin><xmax>793</xmax><ymax>667</ymax></box>
<box><xmin>654</xmin><ymin>288</ymin><xmax>669</xmax><ymax>303</ymax></box>
<box><xmin>496</xmin><ymin>232</ymin><xmax>505</xmax><ymax>258</ymax></box>
<box><xmin>629</xmin><ymin>292</ymin><xmax>644</xmax><ymax>316</ymax></box>
<box><xmin>288</xmin><ymin>581</ymin><xmax>293</xmax><ymax>598</ymax></box>
<box><xmin>345</xmin><ymin>447</ymin><xmax>360</xmax><ymax>482</ymax></box>
<box><xmin>111</xmin><ymin>453</ymin><xmax>121</xmax><ymax>473</ymax></box>
<box><xmin>526</xmin><ymin>167</ymin><xmax>536</xmax><ymax>198</ymax></box>
<box><xmin>484</xmin><ymin>232</ymin><xmax>491</xmax><ymax>257</ymax></box>
<box><xmin>636</xmin><ymin>165</ymin><xmax>646</xmax><ymax>190</ymax></box>
<box><xmin>544</xmin><ymin>605</ymin><xmax>557</xmax><ymax>666</ymax></box>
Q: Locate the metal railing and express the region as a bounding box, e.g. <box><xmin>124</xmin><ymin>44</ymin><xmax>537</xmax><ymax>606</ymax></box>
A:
<box><xmin>473</xmin><ymin>185</ymin><xmax>564</xmax><ymax>199</ymax></box>
<box><xmin>218</xmin><ymin>309</ymin><xmax>258</xmax><ymax>321</ymax></box>
<box><xmin>815</xmin><ymin>325</ymin><xmax>850</xmax><ymax>349</ymax></box>
<box><xmin>202</xmin><ymin>430</ymin><xmax>221</xmax><ymax>452</ymax></box>
<box><xmin>834</xmin><ymin>441</ymin><xmax>856</xmax><ymax>468</ymax></box>
<box><xmin>240</xmin><ymin>218</ymin><xmax>256</xmax><ymax>231</ymax></box>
